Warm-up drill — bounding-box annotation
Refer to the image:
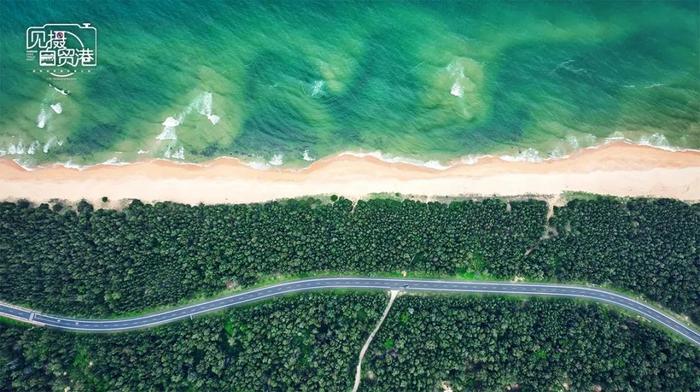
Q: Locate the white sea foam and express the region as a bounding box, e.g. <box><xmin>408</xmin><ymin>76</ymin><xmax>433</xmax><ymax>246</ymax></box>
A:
<box><xmin>194</xmin><ymin>92</ymin><xmax>213</xmax><ymax>117</ymax></box>
<box><xmin>137</xmin><ymin>149</ymin><xmax>149</xmax><ymax>154</ymax></box>
<box><xmin>157</xmin><ymin>92</ymin><xmax>220</xmax><ymax>140</ymax></box>
<box><xmin>43</xmin><ymin>137</ymin><xmax>57</xmax><ymax>153</ymax></box>
<box><xmin>310</xmin><ymin>80</ymin><xmax>325</xmax><ymax>97</ymax></box>
<box><xmin>638</xmin><ymin>133</ymin><xmax>677</xmax><ymax>151</ymax></box>
<box><xmin>446</xmin><ymin>60</ymin><xmax>478</xmax><ymax>100</ymax></box>
<box><xmin>246</xmin><ymin>160</ymin><xmax>270</xmax><ymax>170</ymax></box>
<box><xmin>582</xmin><ymin>134</ymin><xmax>597</xmax><ymax>146</ymax></box>
<box><xmin>193</xmin><ymin>92</ymin><xmax>220</xmax><ymax>124</ymax></box>
<box><xmin>162</xmin><ymin>116</ymin><xmax>180</xmax><ymax>127</ymax></box>
<box><xmin>499</xmin><ymin>148</ymin><xmax>543</xmax><ymax>162</ymax></box>
<box><xmin>50</xmin><ymin>103</ymin><xmax>63</xmax><ymax>114</ymax></box>
<box><xmin>450</xmin><ymin>81</ymin><xmax>463</xmax><ymax>97</ymax></box>
<box><xmin>156</xmin><ymin>127</ymin><xmax>177</xmax><ymax>141</ymax></box>
<box><xmin>62</xmin><ymin>161</ymin><xmax>83</xmax><ymax>170</ymax></box>
<box><xmin>548</xmin><ymin>146</ymin><xmax>568</xmax><ymax>159</ymax></box>
<box><xmin>171</xmin><ymin>147</ymin><xmax>185</xmax><ymax>160</ymax></box>
<box><xmin>269</xmin><ymin>154</ymin><xmax>284</xmax><ymax>166</ymax></box>
<box><xmin>550</xmin><ymin>59</ymin><xmax>586</xmax><ymax>75</ymax></box>
<box><xmin>103</xmin><ymin>157</ymin><xmax>129</xmax><ymax>166</ymax></box>
<box><xmin>157</xmin><ymin>116</ymin><xmax>180</xmax><ymax>140</ymax></box>
<box><xmin>339</xmin><ymin>151</ymin><xmax>451</xmax><ymax>170</ymax></box>
<box><xmin>446</xmin><ymin>62</ymin><xmax>459</xmax><ymax>74</ymax></box>
<box><xmin>423</xmin><ymin>160</ymin><xmax>449</xmax><ymax>170</ymax></box>
<box><xmin>163</xmin><ymin>145</ymin><xmax>185</xmax><ymax>160</ymax></box>
<box><xmin>302</xmin><ymin>149</ymin><xmax>315</xmax><ymax>161</ymax></box>
<box><xmin>12</xmin><ymin>158</ymin><xmax>37</xmax><ymax>171</ymax></box>
<box><xmin>207</xmin><ymin>114</ymin><xmax>220</xmax><ymax>125</ymax></box>
<box><xmin>459</xmin><ymin>155</ymin><xmax>480</xmax><ymax>165</ymax></box>
<box><xmin>549</xmin><ymin>59</ymin><xmax>574</xmax><ymax>75</ymax></box>
<box><xmin>27</xmin><ymin>141</ymin><xmax>40</xmax><ymax>155</ymax></box>
<box><xmin>447</xmin><ymin>62</ymin><xmax>465</xmax><ymax>97</ymax></box>
<box><xmin>566</xmin><ymin>135</ymin><xmax>579</xmax><ymax>149</ymax></box>
<box><xmin>605</xmin><ymin>131</ymin><xmax>626</xmax><ymax>141</ymax></box>
<box><xmin>600</xmin><ymin>132</ymin><xmax>681</xmax><ymax>152</ymax></box>
<box><xmin>37</xmin><ymin>108</ymin><xmax>49</xmax><ymax>129</ymax></box>
<box><xmin>7</xmin><ymin>141</ymin><xmax>26</xmax><ymax>155</ymax></box>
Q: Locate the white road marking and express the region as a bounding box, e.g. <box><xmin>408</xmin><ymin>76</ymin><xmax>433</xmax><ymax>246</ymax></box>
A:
<box><xmin>1</xmin><ymin>278</ymin><xmax>697</xmax><ymax>346</ymax></box>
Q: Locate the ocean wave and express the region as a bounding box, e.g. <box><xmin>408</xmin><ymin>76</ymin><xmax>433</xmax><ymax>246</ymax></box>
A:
<box><xmin>447</xmin><ymin>62</ymin><xmax>465</xmax><ymax>98</ymax></box>
<box><xmin>269</xmin><ymin>154</ymin><xmax>284</xmax><ymax>166</ymax></box>
<box><xmin>459</xmin><ymin>156</ymin><xmax>480</xmax><ymax>165</ymax></box>
<box><xmin>310</xmin><ymin>80</ymin><xmax>325</xmax><ymax>97</ymax></box>
<box><xmin>637</xmin><ymin>133</ymin><xmax>677</xmax><ymax>151</ymax></box>
<box><xmin>11</xmin><ymin>158</ymin><xmax>36</xmax><ymax>171</ymax></box>
<box><xmin>5</xmin><ymin>141</ymin><xmax>42</xmax><ymax>155</ymax></box>
<box><xmin>7</xmin><ymin>141</ymin><xmax>25</xmax><ymax>155</ymax></box>
<box><xmin>567</xmin><ymin>134</ymin><xmax>598</xmax><ymax>150</ymax></box>
<box><xmin>605</xmin><ymin>131</ymin><xmax>626</xmax><ymax>141</ymax></box>
<box><xmin>547</xmin><ymin>146</ymin><xmax>569</xmax><ymax>159</ymax></box>
<box><xmin>450</xmin><ymin>81</ymin><xmax>463</xmax><ymax>97</ymax></box>
<box><xmin>5</xmin><ymin>133</ymin><xmax>695</xmax><ymax>172</ymax></box>
<box><xmin>102</xmin><ymin>157</ymin><xmax>129</xmax><ymax>166</ymax></box>
<box><xmin>156</xmin><ymin>92</ymin><xmax>220</xmax><ymax>143</ymax></box>
<box><xmin>42</xmin><ymin>137</ymin><xmax>61</xmax><ymax>154</ymax></box>
<box><xmin>302</xmin><ymin>149</ymin><xmax>315</xmax><ymax>161</ymax></box>
<box><xmin>207</xmin><ymin>114</ymin><xmax>220</xmax><ymax>125</ymax></box>
<box><xmin>598</xmin><ymin>132</ymin><xmax>684</xmax><ymax>152</ymax></box>
<box><xmin>339</xmin><ymin>151</ymin><xmax>452</xmax><ymax>170</ymax></box>
<box><xmin>61</xmin><ymin>161</ymin><xmax>84</xmax><ymax>170</ymax></box>
<box><xmin>550</xmin><ymin>59</ymin><xmax>586</xmax><ymax>75</ymax></box>
<box><xmin>499</xmin><ymin>148</ymin><xmax>543</xmax><ymax>162</ymax></box>
<box><xmin>163</xmin><ymin>145</ymin><xmax>185</xmax><ymax>160</ymax></box>
<box><xmin>27</xmin><ymin>141</ymin><xmax>40</xmax><ymax>155</ymax></box>
<box><xmin>1</xmin><ymin>143</ymin><xmax>39</xmax><ymax>158</ymax></box>
<box><xmin>192</xmin><ymin>91</ymin><xmax>220</xmax><ymax>125</ymax></box>
<box><xmin>246</xmin><ymin>160</ymin><xmax>270</xmax><ymax>170</ymax></box>
<box><xmin>36</xmin><ymin>108</ymin><xmax>50</xmax><ymax>129</ymax></box>
<box><xmin>156</xmin><ymin>116</ymin><xmax>180</xmax><ymax>141</ymax></box>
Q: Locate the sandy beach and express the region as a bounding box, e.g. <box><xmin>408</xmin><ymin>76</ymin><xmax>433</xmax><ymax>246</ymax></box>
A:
<box><xmin>0</xmin><ymin>142</ymin><xmax>699</xmax><ymax>205</ymax></box>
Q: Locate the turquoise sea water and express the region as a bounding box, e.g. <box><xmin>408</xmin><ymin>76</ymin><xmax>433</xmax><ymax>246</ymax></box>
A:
<box><xmin>0</xmin><ymin>0</ymin><xmax>698</xmax><ymax>167</ymax></box>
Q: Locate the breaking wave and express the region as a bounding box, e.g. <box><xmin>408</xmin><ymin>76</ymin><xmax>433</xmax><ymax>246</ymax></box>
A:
<box><xmin>302</xmin><ymin>150</ymin><xmax>315</xmax><ymax>161</ymax></box>
<box><xmin>269</xmin><ymin>154</ymin><xmax>284</xmax><ymax>166</ymax></box>
<box><xmin>339</xmin><ymin>151</ymin><xmax>452</xmax><ymax>170</ymax></box>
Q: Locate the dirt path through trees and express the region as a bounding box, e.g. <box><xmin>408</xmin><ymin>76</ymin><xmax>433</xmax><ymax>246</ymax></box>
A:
<box><xmin>352</xmin><ymin>290</ymin><xmax>399</xmax><ymax>392</ymax></box>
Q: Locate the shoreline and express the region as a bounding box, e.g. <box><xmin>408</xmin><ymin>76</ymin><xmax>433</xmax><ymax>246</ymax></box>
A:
<box><xmin>1</xmin><ymin>142</ymin><xmax>699</xmax><ymax>204</ymax></box>
<box><xmin>7</xmin><ymin>136</ymin><xmax>699</xmax><ymax>173</ymax></box>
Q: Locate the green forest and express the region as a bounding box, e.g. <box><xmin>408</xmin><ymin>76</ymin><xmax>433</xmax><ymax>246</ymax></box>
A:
<box><xmin>1</xmin><ymin>293</ymin><xmax>698</xmax><ymax>391</ymax></box>
<box><xmin>0</xmin><ymin>196</ymin><xmax>698</xmax><ymax>322</ymax></box>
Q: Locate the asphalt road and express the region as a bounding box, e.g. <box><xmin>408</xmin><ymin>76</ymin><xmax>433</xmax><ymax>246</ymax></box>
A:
<box><xmin>1</xmin><ymin>277</ymin><xmax>698</xmax><ymax>346</ymax></box>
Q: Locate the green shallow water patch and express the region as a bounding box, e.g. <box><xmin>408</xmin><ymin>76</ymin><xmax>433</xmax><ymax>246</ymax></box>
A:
<box><xmin>1</xmin><ymin>1</ymin><xmax>698</xmax><ymax>166</ymax></box>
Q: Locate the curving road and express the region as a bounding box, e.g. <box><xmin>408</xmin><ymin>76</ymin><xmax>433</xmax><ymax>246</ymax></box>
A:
<box><xmin>1</xmin><ymin>277</ymin><xmax>698</xmax><ymax>346</ymax></box>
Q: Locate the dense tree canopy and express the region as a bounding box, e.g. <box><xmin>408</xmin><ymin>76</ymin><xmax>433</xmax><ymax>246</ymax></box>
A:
<box><xmin>365</xmin><ymin>294</ymin><xmax>700</xmax><ymax>391</ymax></box>
<box><xmin>530</xmin><ymin>198</ymin><xmax>699</xmax><ymax>322</ymax></box>
<box><xmin>1</xmin><ymin>293</ymin><xmax>698</xmax><ymax>391</ymax></box>
<box><xmin>0</xmin><ymin>196</ymin><xmax>697</xmax><ymax>322</ymax></box>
